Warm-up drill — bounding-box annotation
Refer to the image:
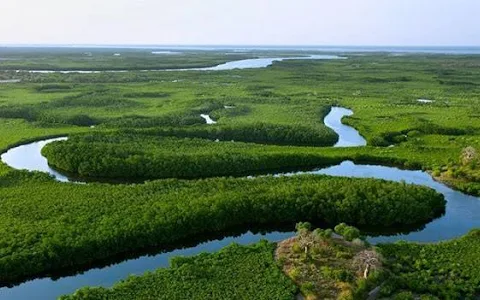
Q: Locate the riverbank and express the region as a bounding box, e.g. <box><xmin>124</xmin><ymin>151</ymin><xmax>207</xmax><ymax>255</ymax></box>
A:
<box><xmin>1</xmin><ymin>52</ymin><xmax>480</xmax><ymax>299</ymax></box>
<box><xmin>58</xmin><ymin>226</ymin><xmax>480</xmax><ymax>300</ymax></box>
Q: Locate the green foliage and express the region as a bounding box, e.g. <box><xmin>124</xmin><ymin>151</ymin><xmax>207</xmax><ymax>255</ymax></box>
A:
<box><xmin>59</xmin><ymin>241</ymin><xmax>297</xmax><ymax>300</ymax></box>
<box><xmin>393</xmin><ymin>291</ymin><xmax>415</xmax><ymax>300</ymax></box>
<box><xmin>133</xmin><ymin>121</ymin><xmax>337</xmax><ymax>146</ymax></box>
<box><xmin>334</xmin><ymin>223</ymin><xmax>362</xmax><ymax>241</ymax></box>
<box><xmin>33</xmin><ymin>84</ymin><xmax>73</xmax><ymax>93</ymax></box>
<box><xmin>313</xmin><ymin>228</ymin><xmax>333</xmax><ymax>239</ymax></box>
<box><xmin>41</xmin><ymin>133</ymin><xmax>342</xmax><ymax>179</ymax></box>
<box><xmin>0</xmin><ymin>49</ymin><xmax>252</xmax><ymax>71</ymax></box>
<box><xmin>0</xmin><ymin>172</ymin><xmax>444</xmax><ymax>283</ymax></box>
<box><xmin>51</xmin><ymin>92</ymin><xmax>142</xmax><ymax>109</ymax></box>
<box><xmin>295</xmin><ymin>222</ymin><xmax>312</xmax><ymax>232</ymax></box>
<box><xmin>2</xmin><ymin>51</ymin><xmax>480</xmax><ymax>292</ymax></box>
<box><xmin>278</xmin><ymin>225</ymin><xmax>384</xmax><ymax>299</ymax></box>
<box><xmin>379</xmin><ymin>229</ymin><xmax>480</xmax><ymax>299</ymax></box>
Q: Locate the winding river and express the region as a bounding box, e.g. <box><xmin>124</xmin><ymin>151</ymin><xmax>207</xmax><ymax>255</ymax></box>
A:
<box><xmin>1</xmin><ymin>107</ymin><xmax>479</xmax><ymax>299</ymax></box>
<box><xmin>17</xmin><ymin>55</ymin><xmax>344</xmax><ymax>74</ymax></box>
<box><xmin>324</xmin><ymin>107</ymin><xmax>366</xmax><ymax>147</ymax></box>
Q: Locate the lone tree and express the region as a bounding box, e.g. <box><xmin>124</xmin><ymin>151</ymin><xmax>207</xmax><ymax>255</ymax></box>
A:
<box><xmin>353</xmin><ymin>250</ymin><xmax>382</xmax><ymax>278</ymax></box>
<box><xmin>296</xmin><ymin>222</ymin><xmax>314</xmax><ymax>254</ymax></box>
<box><xmin>461</xmin><ymin>146</ymin><xmax>478</xmax><ymax>165</ymax></box>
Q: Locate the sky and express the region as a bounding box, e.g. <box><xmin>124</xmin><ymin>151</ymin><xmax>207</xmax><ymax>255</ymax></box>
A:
<box><xmin>1</xmin><ymin>0</ymin><xmax>479</xmax><ymax>46</ymax></box>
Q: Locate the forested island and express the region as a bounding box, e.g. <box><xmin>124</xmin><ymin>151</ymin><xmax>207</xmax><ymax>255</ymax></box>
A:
<box><xmin>0</xmin><ymin>48</ymin><xmax>479</xmax><ymax>299</ymax></box>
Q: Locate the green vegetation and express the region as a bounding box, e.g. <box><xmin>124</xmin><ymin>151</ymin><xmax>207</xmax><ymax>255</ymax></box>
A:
<box><xmin>42</xmin><ymin>133</ymin><xmax>337</xmax><ymax>180</ymax></box>
<box><xmin>379</xmin><ymin>229</ymin><xmax>480</xmax><ymax>299</ymax></box>
<box><xmin>40</xmin><ymin>129</ymin><xmax>478</xmax><ymax>183</ymax></box>
<box><xmin>60</xmin><ymin>224</ymin><xmax>480</xmax><ymax>300</ymax></box>
<box><xmin>430</xmin><ymin>146</ymin><xmax>480</xmax><ymax>195</ymax></box>
<box><xmin>0</xmin><ymin>171</ymin><xmax>444</xmax><ymax>283</ymax></box>
<box><xmin>2</xmin><ymin>52</ymin><xmax>480</xmax><ymax>194</ymax></box>
<box><xmin>0</xmin><ymin>48</ymin><xmax>253</xmax><ymax>71</ymax></box>
<box><xmin>334</xmin><ymin>223</ymin><xmax>362</xmax><ymax>241</ymax></box>
<box><xmin>59</xmin><ymin>241</ymin><xmax>297</xmax><ymax>300</ymax></box>
<box><xmin>277</xmin><ymin>223</ymin><xmax>382</xmax><ymax>299</ymax></box>
<box><xmin>1</xmin><ymin>49</ymin><xmax>480</xmax><ymax>291</ymax></box>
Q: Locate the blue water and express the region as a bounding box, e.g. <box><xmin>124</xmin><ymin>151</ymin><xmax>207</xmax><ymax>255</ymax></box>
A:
<box><xmin>19</xmin><ymin>54</ymin><xmax>343</xmax><ymax>73</ymax></box>
<box><xmin>0</xmin><ymin>137</ymin><xmax>70</xmax><ymax>182</ymax></box>
<box><xmin>324</xmin><ymin>107</ymin><xmax>367</xmax><ymax>147</ymax></box>
<box><xmin>1</xmin><ymin>107</ymin><xmax>480</xmax><ymax>299</ymax></box>
<box><xmin>0</xmin><ymin>231</ymin><xmax>293</xmax><ymax>300</ymax></box>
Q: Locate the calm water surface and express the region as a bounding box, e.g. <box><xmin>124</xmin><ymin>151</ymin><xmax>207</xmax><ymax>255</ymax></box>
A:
<box><xmin>1</xmin><ymin>107</ymin><xmax>479</xmax><ymax>299</ymax></box>
<box><xmin>324</xmin><ymin>107</ymin><xmax>367</xmax><ymax>147</ymax></box>
<box><xmin>18</xmin><ymin>55</ymin><xmax>343</xmax><ymax>73</ymax></box>
<box><xmin>0</xmin><ymin>137</ymin><xmax>69</xmax><ymax>182</ymax></box>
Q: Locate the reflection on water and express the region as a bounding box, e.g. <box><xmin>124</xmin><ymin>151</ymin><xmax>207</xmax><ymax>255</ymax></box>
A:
<box><xmin>192</xmin><ymin>55</ymin><xmax>344</xmax><ymax>71</ymax></box>
<box><xmin>1</xmin><ymin>108</ymin><xmax>480</xmax><ymax>299</ymax></box>
<box><xmin>0</xmin><ymin>137</ymin><xmax>69</xmax><ymax>182</ymax></box>
<box><xmin>305</xmin><ymin>161</ymin><xmax>480</xmax><ymax>243</ymax></box>
<box><xmin>0</xmin><ymin>230</ymin><xmax>294</xmax><ymax>300</ymax></box>
<box><xmin>1</xmin><ymin>160</ymin><xmax>479</xmax><ymax>299</ymax></box>
<box><xmin>324</xmin><ymin>107</ymin><xmax>367</xmax><ymax>147</ymax></box>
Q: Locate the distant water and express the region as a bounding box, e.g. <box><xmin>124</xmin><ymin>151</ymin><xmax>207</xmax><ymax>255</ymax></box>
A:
<box><xmin>18</xmin><ymin>55</ymin><xmax>344</xmax><ymax>73</ymax></box>
<box><xmin>118</xmin><ymin>45</ymin><xmax>480</xmax><ymax>55</ymax></box>
<box><xmin>200</xmin><ymin>114</ymin><xmax>217</xmax><ymax>124</ymax></box>
<box><xmin>3</xmin><ymin>45</ymin><xmax>480</xmax><ymax>54</ymax></box>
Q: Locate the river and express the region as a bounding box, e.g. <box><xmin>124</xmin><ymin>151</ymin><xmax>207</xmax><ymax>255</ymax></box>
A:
<box><xmin>17</xmin><ymin>55</ymin><xmax>344</xmax><ymax>74</ymax></box>
<box><xmin>0</xmin><ymin>107</ymin><xmax>479</xmax><ymax>299</ymax></box>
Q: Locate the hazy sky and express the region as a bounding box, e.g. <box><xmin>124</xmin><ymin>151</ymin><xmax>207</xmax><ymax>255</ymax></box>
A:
<box><xmin>1</xmin><ymin>0</ymin><xmax>479</xmax><ymax>46</ymax></box>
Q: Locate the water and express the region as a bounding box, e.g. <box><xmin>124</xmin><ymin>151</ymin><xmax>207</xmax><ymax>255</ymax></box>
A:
<box><xmin>2</xmin><ymin>160</ymin><xmax>479</xmax><ymax>299</ymax></box>
<box><xmin>0</xmin><ymin>79</ymin><xmax>21</xmax><ymax>84</ymax></box>
<box><xmin>417</xmin><ymin>99</ymin><xmax>435</xmax><ymax>103</ymax></box>
<box><xmin>11</xmin><ymin>45</ymin><xmax>479</xmax><ymax>54</ymax></box>
<box><xmin>151</xmin><ymin>51</ymin><xmax>182</xmax><ymax>55</ymax></box>
<box><xmin>324</xmin><ymin>107</ymin><xmax>367</xmax><ymax>147</ymax></box>
<box><xmin>200</xmin><ymin>114</ymin><xmax>217</xmax><ymax>124</ymax></box>
<box><xmin>0</xmin><ymin>231</ymin><xmax>293</xmax><ymax>300</ymax></box>
<box><xmin>189</xmin><ymin>55</ymin><xmax>343</xmax><ymax>71</ymax></box>
<box><xmin>17</xmin><ymin>55</ymin><xmax>343</xmax><ymax>73</ymax></box>
<box><xmin>1</xmin><ymin>107</ymin><xmax>480</xmax><ymax>299</ymax></box>
<box><xmin>1</xmin><ymin>137</ymin><xmax>70</xmax><ymax>182</ymax></box>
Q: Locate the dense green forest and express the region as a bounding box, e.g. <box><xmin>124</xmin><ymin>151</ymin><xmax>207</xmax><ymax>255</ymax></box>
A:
<box><xmin>42</xmin><ymin>133</ymin><xmax>340</xmax><ymax>179</ymax></box>
<box><xmin>41</xmin><ymin>131</ymin><xmax>479</xmax><ymax>186</ymax></box>
<box><xmin>59</xmin><ymin>241</ymin><xmax>297</xmax><ymax>300</ymax></box>
<box><xmin>378</xmin><ymin>229</ymin><xmax>480</xmax><ymax>299</ymax></box>
<box><xmin>0</xmin><ymin>171</ymin><xmax>444</xmax><ymax>283</ymax></box>
<box><xmin>61</xmin><ymin>226</ymin><xmax>480</xmax><ymax>300</ymax></box>
<box><xmin>1</xmin><ymin>50</ymin><xmax>480</xmax><ymax>297</ymax></box>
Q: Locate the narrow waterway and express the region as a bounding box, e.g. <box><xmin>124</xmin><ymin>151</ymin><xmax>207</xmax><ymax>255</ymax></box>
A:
<box><xmin>17</xmin><ymin>55</ymin><xmax>344</xmax><ymax>73</ymax></box>
<box><xmin>324</xmin><ymin>107</ymin><xmax>367</xmax><ymax>147</ymax></box>
<box><xmin>1</xmin><ymin>107</ymin><xmax>479</xmax><ymax>299</ymax></box>
<box><xmin>0</xmin><ymin>137</ymin><xmax>69</xmax><ymax>182</ymax></box>
<box><xmin>200</xmin><ymin>114</ymin><xmax>217</xmax><ymax>124</ymax></box>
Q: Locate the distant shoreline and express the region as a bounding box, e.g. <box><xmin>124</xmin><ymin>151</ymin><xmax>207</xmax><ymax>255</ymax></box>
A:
<box><xmin>1</xmin><ymin>44</ymin><xmax>480</xmax><ymax>54</ymax></box>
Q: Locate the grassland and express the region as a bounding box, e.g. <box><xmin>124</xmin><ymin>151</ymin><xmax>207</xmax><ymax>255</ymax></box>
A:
<box><xmin>0</xmin><ymin>47</ymin><xmax>254</xmax><ymax>71</ymax></box>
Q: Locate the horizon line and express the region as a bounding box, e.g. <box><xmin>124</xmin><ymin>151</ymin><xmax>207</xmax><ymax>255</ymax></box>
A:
<box><xmin>1</xmin><ymin>44</ymin><xmax>480</xmax><ymax>48</ymax></box>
